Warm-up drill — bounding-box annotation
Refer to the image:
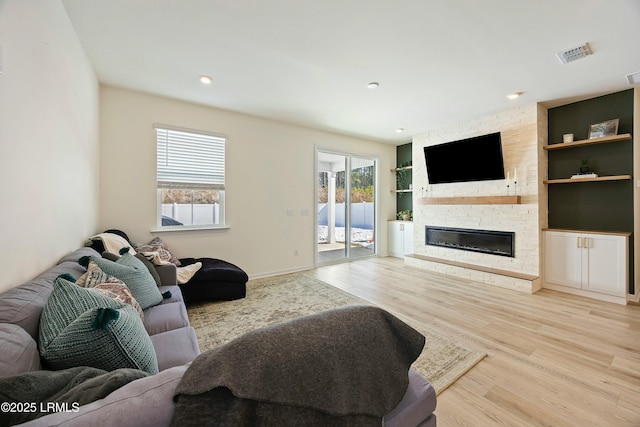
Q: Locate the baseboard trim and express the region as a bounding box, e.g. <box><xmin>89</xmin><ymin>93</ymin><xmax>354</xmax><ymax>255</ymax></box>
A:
<box><xmin>248</xmin><ymin>265</ymin><xmax>315</xmax><ymax>280</ymax></box>
<box><xmin>544</xmin><ymin>282</ymin><xmax>628</xmax><ymax>305</ymax></box>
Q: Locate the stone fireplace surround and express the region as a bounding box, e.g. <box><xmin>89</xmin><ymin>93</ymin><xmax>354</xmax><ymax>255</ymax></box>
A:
<box><xmin>405</xmin><ymin>103</ymin><xmax>546</xmax><ymax>294</ymax></box>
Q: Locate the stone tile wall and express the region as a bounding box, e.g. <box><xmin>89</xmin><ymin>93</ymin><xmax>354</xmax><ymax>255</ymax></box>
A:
<box><xmin>410</xmin><ymin>103</ymin><xmax>548</xmax><ymax>291</ymax></box>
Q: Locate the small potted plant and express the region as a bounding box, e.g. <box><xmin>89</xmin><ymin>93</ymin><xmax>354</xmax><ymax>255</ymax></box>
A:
<box><xmin>579</xmin><ymin>159</ymin><xmax>593</xmax><ymax>175</ymax></box>
<box><xmin>397</xmin><ymin>210</ymin><xmax>412</xmax><ymax>221</ymax></box>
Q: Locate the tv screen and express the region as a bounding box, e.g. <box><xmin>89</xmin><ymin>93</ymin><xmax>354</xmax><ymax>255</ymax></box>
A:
<box><xmin>423</xmin><ymin>132</ymin><xmax>505</xmax><ymax>184</ymax></box>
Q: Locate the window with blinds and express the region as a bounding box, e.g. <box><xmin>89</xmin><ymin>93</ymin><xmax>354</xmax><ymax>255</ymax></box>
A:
<box><xmin>155</xmin><ymin>125</ymin><xmax>226</xmax><ymax>228</ymax></box>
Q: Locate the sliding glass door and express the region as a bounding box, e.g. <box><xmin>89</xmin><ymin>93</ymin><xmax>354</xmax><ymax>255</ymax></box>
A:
<box><xmin>349</xmin><ymin>156</ymin><xmax>375</xmax><ymax>258</ymax></box>
<box><xmin>316</xmin><ymin>150</ymin><xmax>376</xmax><ymax>264</ymax></box>
<box><xmin>317</xmin><ymin>152</ymin><xmax>348</xmax><ymax>263</ymax></box>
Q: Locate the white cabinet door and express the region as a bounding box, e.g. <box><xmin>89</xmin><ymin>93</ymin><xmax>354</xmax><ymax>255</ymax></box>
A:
<box><xmin>582</xmin><ymin>233</ymin><xmax>627</xmax><ymax>297</ymax></box>
<box><xmin>388</xmin><ymin>221</ymin><xmax>403</xmax><ymax>258</ymax></box>
<box><xmin>544</xmin><ymin>231</ymin><xmax>582</xmax><ymax>289</ymax></box>
<box><xmin>544</xmin><ymin>230</ymin><xmax>628</xmax><ymax>298</ymax></box>
<box><xmin>388</xmin><ymin>221</ymin><xmax>413</xmax><ymax>258</ymax></box>
<box><xmin>402</xmin><ymin>222</ymin><xmax>414</xmax><ymax>256</ymax></box>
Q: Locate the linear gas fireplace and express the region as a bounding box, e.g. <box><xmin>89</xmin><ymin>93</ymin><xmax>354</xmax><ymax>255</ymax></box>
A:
<box><xmin>425</xmin><ymin>226</ymin><xmax>515</xmax><ymax>258</ymax></box>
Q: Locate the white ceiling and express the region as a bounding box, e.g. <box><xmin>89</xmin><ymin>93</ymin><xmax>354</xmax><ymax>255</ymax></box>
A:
<box><xmin>62</xmin><ymin>0</ymin><xmax>640</xmax><ymax>144</ymax></box>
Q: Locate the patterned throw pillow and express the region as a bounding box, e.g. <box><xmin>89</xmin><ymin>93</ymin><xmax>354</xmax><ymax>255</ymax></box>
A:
<box><xmin>38</xmin><ymin>276</ymin><xmax>158</xmax><ymax>374</ymax></box>
<box><xmin>85</xmin><ymin>251</ymin><xmax>163</xmax><ymax>309</ymax></box>
<box><xmin>77</xmin><ymin>260</ymin><xmax>125</xmax><ymax>287</ymax></box>
<box><xmin>77</xmin><ymin>261</ymin><xmax>144</xmax><ymax>320</ymax></box>
<box><xmin>135</xmin><ymin>237</ymin><xmax>181</xmax><ymax>266</ymax></box>
<box><xmin>93</xmin><ymin>284</ymin><xmax>144</xmax><ymax>321</ymax></box>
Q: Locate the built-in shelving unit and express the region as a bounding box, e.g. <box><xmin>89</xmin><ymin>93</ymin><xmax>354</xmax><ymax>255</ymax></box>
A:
<box><xmin>418</xmin><ymin>195</ymin><xmax>521</xmax><ymax>205</ymax></box>
<box><xmin>543</xmin><ymin>133</ymin><xmax>633</xmax><ymax>184</ymax></box>
<box><xmin>390</xmin><ymin>166</ymin><xmax>414</xmax><ymax>193</ymax></box>
<box><xmin>545</xmin><ymin>89</ymin><xmax>635</xmax><ymax>298</ymax></box>
<box><xmin>544</xmin><ymin>133</ymin><xmax>633</xmax><ymax>184</ymax></box>
<box><xmin>393</xmin><ymin>143</ymin><xmax>413</xmax><ymax>218</ymax></box>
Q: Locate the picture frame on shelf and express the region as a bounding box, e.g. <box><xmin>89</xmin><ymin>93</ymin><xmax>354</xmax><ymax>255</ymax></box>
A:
<box><xmin>588</xmin><ymin>118</ymin><xmax>619</xmax><ymax>139</ymax></box>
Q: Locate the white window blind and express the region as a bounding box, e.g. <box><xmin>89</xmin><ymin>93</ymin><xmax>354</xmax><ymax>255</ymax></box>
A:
<box><xmin>155</xmin><ymin>126</ymin><xmax>225</xmax><ymax>190</ymax></box>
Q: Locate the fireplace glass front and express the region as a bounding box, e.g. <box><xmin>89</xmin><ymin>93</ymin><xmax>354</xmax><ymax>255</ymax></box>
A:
<box><xmin>425</xmin><ymin>226</ymin><xmax>515</xmax><ymax>257</ymax></box>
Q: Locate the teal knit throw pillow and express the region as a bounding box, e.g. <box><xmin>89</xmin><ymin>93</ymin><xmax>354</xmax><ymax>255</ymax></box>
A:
<box><xmin>38</xmin><ymin>277</ymin><xmax>159</xmax><ymax>374</ymax></box>
<box><xmin>86</xmin><ymin>251</ymin><xmax>163</xmax><ymax>309</ymax></box>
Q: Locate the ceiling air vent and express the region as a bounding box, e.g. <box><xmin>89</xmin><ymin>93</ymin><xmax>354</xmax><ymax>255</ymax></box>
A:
<box><xmin>556</xmin><ymin>43</ymin><xmax>592</xmax><ymax>64</ymax></box>
<box><xmin>626</xmin><ymin>71</ymin><xmax>640</xmax><ymax>85</ymax></box>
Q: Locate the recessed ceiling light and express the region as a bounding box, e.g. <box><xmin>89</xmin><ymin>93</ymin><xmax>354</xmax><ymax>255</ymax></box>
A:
<box><xmin>395</xmin><ymin>128</ymin><xmax>404</xmax><ymax>133</ymax></box>
<box><xmin>506</xmin><ymin>92</ymin><xmax>523</xmax><ymax>100</ymax></box>
<box><xmin>367</xmin><ymin>82</ymin><xmax>379</xmax><ymax>89</ymax></box>
<box><xmin>199</xmin><ymin>75</ymin><xmax>212</xmax><ymax>84</ymax></box>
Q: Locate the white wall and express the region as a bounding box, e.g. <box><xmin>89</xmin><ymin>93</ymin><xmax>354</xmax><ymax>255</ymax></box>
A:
<box><xmin>99</xmin><ymin>86</ymin><xmax>396</xmax><ymax>278</ymax></box>
<box><xmin>0</xmin><ymin>0</ymin><xmax>99</xmax><ymax>293</ymax></box>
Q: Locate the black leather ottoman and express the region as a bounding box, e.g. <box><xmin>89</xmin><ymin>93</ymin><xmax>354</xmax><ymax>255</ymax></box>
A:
<box><xmin>178</xmin><ymin>258</ymin><xmax>248</xmax><ymax>303</ymax></box>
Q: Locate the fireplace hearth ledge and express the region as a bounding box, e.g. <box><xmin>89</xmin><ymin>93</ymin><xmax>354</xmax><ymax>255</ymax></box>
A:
<box><xmin>404</xmin><ymin>254</ymin><xmax>541</xmax><ymax>294</ymax></box>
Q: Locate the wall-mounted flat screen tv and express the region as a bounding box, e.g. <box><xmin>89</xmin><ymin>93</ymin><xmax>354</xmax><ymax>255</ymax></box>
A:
<box><xmin>423</xmin><ymin>132</ymin><xmax>505</xmax><ymax>184</ymax></box>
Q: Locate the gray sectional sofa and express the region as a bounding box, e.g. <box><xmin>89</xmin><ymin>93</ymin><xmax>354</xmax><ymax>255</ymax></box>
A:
<box><xmin>0</xmin><ymin>246</ymin><xmax>436</xmax><ymax>426</ymax></box>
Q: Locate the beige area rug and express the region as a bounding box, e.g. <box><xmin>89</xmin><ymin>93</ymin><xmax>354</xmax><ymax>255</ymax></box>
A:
<box><xmin>187</xmin><ymin>272</ymin><xmax>486</xmax><ymax>394</ymax></box>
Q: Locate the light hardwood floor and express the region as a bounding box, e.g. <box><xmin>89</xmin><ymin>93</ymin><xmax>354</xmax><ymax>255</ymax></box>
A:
<box><xmin>311</xmin><ymin>257</ymin><xmax>640</xmax><ymax>427</ymax></box>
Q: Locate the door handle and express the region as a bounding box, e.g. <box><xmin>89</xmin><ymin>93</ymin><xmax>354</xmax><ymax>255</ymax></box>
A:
<box><xmin>577</xmin><ymin>236</ymin><xmax>589</xmax><ymax>249</ymax></box>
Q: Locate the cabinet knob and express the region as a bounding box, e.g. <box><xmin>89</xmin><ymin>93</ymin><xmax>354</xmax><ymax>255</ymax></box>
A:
<box><xmin>577</xmin><ymin>237</ymin><xmax>582</xmax><ymax>248</ymax></box>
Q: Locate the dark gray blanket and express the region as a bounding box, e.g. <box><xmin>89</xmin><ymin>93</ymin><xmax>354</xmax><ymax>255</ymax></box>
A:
<box><xmin>0</xmin><ymin>366</ymin><xmax>149</xmax><ymax>426</ymax></box>
<box><xmin>172</xmin><ymin>305</ymin><xmax>425</xmax><ymax>427</ymax></box>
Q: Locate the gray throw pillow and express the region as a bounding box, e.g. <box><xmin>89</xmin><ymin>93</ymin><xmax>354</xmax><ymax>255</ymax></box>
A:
<box><xmin>102</xmin><ymin>252</ymin><xmax>162</xmax><ymax>286</ymax></box>
<box><xmin>87</xmin><ymin>251</ymin><xmax>163</xmax><ymax>309</ymax></box>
